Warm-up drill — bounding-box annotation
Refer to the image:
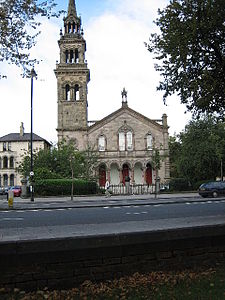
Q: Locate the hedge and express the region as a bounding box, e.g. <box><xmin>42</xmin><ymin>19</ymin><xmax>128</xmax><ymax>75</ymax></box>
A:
<box><xmin>34</xmin><ymin>179</ymin><xmax>98</xmax><ymax>196</ymax></box>
<box><xmin>169</xmin><ymin>178</ymin><xmax>192</xmax><ymax>191</ymax></box>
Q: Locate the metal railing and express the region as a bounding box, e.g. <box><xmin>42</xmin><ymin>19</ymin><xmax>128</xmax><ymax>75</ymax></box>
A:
<box><xmin>107</xmin><ymin>184</ymin><xmax>156</xmax><ymax>195</ymax></box>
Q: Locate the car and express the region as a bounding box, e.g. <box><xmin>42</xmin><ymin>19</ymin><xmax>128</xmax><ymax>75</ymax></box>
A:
<box><xmin>9</xmin><ymin>186</ymin><xmax>22</xmax><ymax>197</ymax></box>
<box><xmin>0</xmin><ymin>186</ymin><xmax>8</xmax><ymax>195</ymax></box>
<box><xmin>198</xmin><ymin>181</ymin><xmax>225</xmax><ymax>198</ymax></box>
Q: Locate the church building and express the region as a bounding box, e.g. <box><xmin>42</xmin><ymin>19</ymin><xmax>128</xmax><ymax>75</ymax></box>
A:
<box><xmin>55</xmin><ymin>0</ymin><xmax>170</xmax><ymax>190</ymax></box>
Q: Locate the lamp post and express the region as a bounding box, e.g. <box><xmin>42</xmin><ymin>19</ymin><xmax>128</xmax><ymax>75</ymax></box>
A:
<box><xmin>30</xmin><ymin>68</ymin><xmax>36</xmax><ymax>202</ymax></box>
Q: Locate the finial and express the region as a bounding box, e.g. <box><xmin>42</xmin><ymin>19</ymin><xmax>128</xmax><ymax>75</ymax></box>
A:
<box><xmin>67</xmin><ymin>0</ymin><xmax>77</xmax><ymax>17</ymax></box>
<box><xmin>121</xmin><ymin>88</ymin><xmax>127</xmax><ymax>102</ymax></box>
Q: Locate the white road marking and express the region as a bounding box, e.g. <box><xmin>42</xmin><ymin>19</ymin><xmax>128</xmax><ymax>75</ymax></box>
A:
<box><xmin>141</xmin><ymin>212</ymin><xmax>148</xmax><ymax>214</ymax></box>
<box><xmin>0</xmin><ymin>217</ymin><xmax>24</xmax><ymax>221</ymax></box>
<box><xmin>103</xmin><ymin>206</ymin><xmax>109</xmax><ymax>209</ymax></box>
<box><xmin>153</xmin><ymin>204</ymin><xmax>162</xmax><ymax>207</ymax></box>
<box><xmin>113</xmin><ymin>207</ymin><xmax>121</xmax><ymax>209</ymax></box>
<box><xmin>185</xmin><ymin>202</ymin><xmax>191</xmax><ymax>205</ymax></box>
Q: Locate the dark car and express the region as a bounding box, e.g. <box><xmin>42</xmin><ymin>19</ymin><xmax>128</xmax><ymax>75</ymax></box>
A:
<box><xmin>198</xmin><ymin>181</ymin><xmax>225</xmax><ymax>198</ymax></box>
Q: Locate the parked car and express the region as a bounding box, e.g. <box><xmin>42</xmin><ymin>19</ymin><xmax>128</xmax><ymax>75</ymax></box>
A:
<box><xmin>9</xmin><ymin>186</ymin><xmax>22</xmax><ymax>197</ymax></box>
<box><xmin>198</xmin><ymin>181</ymin><xmax>225</xmax><ymax>198</ymax></box>
<box><xmin>0</xmin><ymin>186</ymin><xmax>8</xmax><ymax>195</ymax></box>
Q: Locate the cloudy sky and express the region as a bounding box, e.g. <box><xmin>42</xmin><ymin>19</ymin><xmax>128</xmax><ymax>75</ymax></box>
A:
<box><xmin>0</xmin><ymin>0</ymin><xmax>191</xmax><ymax>144</ymax></box>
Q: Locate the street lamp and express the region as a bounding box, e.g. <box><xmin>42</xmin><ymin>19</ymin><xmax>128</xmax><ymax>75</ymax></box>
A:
<box><xmin>30</xmin><ymin>68</ymin><xmax>37</xmax><ymax>202</ymax></box>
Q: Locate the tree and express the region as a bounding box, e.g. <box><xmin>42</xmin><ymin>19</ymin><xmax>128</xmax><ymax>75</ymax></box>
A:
<box><xmin>0</xmin><ymin>0</ymin><xmax>63</xmax><ymax>78</ymax></box>
<box><xmin>18</xmin><ymin>142</ymin><xmax>99</xmax><ymax>182</ymax></box>
<box><xmin>146</xmin><ymin>0</ymin><xmax>225</xmax><ymax>117</ymax></box>
<box><xmin>170</xmin><ymin>116</ymin><xmax>225</xmax><ymax>185</ymax></box>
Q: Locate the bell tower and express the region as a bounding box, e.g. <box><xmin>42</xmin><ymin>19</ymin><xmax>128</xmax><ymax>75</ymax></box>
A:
<box><xmin>55</xmin><ymin>0</ymin><xmax>90</xmax><ymax>145</ymax></box>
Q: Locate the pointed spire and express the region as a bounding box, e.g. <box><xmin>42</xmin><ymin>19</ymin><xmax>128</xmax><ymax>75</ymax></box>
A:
<box><xmin>67</xmin><ymin>0</ymin><xmax>77</xmax><ymax>17</ymax></box>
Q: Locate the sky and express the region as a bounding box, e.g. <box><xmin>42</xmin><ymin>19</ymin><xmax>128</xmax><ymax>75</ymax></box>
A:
<box><xmin>0</xmin><ymin>0</ymin><xmax>192</xmax><ymax>144</ymax></box>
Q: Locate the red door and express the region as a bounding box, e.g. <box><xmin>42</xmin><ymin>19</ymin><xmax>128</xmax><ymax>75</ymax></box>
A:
<box><xmin>146</xmin><ymin>164</ymin><xmax>152</xmax><ymax>185</ymax></box>
<box><xmin>99</xmin><ymin>166</ymin><xmax>106</xmax><ymax>187</ymax></box>
<box><xmin>122</xmin><ymin>164</ymin><xmax>129</xmax><ymax>185</ymax></box>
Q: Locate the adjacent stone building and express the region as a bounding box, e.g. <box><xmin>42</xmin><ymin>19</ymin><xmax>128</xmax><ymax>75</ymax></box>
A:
<box><xmin>0</xmin><ymin>123</ymin><xmax>50</xmax><ymax>187</ymax></box>
<box><xmin>55</xmin><ymin>0</ymin><xmax>170</xmax><ymax>188</ymax></box>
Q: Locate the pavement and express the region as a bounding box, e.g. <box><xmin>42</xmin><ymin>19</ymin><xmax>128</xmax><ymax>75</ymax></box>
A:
<box><xmin>0</xmin><ymin>192</ymin><xmax>205</xmax><ymax>211</ymax></box>
<box><xmin>1</xmin><ymin>192</ymin><xmax>225</xmax><ymax>244</ymax></box>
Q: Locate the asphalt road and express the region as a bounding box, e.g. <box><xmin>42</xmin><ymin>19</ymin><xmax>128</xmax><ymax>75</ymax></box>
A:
<box><xmin>0</xmin><ymin>198</ymin><xmax>225</xmax><ymax>229</ymax></box>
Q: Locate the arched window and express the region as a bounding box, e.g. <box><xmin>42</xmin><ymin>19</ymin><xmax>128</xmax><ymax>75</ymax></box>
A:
<box><xmin>146</xmin><ymin>133</ymin><xmax>153</xmax><ymax>150</ymax></box>
<box><xmin>98</xmin><ymin>136</ymin><xmax>106</xmax><ymax>151</ymax></box>
<box><xmin>119</xmin><ymin>132</ymin><xmax>125</xmax><ymax>151</ymax></box>
<box><xmin>66</xmin><ymin>84</ymin><xmax>70</xmax><ymax>101</ymax></box>
<box><xmin>3</xmin><ymin>174</ymin><xmax>8</xmax><ymax>187</ymax></box>
<box><xmin>70</xmin><ymin>50</ymin><xmax>74</xmax><ymax>63</ymax></box>
<box><xmin>68</xmin><ymin>22</ymin><xmax>72</xmax><ymax>33</ymax></box>
<box><xmin>126</xmin><ymin>131</ymin><xmax>133</xmax><ymax>151</ymax></box>
<box><xmin>65</xmin><ymin>50</ymin><xmax>69</xmax><ymax>63</ymax></box>
<box><xmin>10</xmin><ymin>174</ymin><xmax>14</xmax><ymax>187</ymax></box>
<box><xmin>75</xmin><ymin>84</ymin><xmax>80</xmax><ymax>100</ymax></box>
<box><xmin>75</xmin><ymin>49</ymin><xmax>79</xmax><ymax>63</ymax></box>
<box><xmin>118</xmin><ymin>130</ymin><xmax>133</xmax><ymax>151</ymax></box>
<box><xmin>10</xmin><ymin>157</ymin><xmax>14</xmax><ymax>169</ymax></box>
<box><xmin>3</xmin><ymin>156</ymin><xmax>8</xmax><ymax>169</ymax></box>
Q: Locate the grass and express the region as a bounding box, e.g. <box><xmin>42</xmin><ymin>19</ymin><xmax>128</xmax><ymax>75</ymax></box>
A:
<box><xmin>1</xmin><ymin>266</ymin><xmax>225</xmax><ymax>299</ymax></box>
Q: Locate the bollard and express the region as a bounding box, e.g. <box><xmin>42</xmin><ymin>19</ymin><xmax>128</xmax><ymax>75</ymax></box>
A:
<box><xmin>8</xmin><ymin>190</ymin><xmax>14</xmax><ymax>208</ymax></box>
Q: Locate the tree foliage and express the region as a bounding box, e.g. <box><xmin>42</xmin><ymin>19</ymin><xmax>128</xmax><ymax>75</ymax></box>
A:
<box><xmin>18</xmin><ymin>142</ymin><xmax>99</xmax><ymax>181</ymax></box>
<box><xmin>0</xmin><ymin>0</ymin><xmax>63</xmax><ymax>78</ymax></box>
<box><xmin>147</xmin><ymin>0</ymin><xmax>225</xmax><ymax>117</ymax></box>
<box><xmin>169</xmin><ymin>116</ymin><xmax>225</xmax><ymax>185</ymax></box>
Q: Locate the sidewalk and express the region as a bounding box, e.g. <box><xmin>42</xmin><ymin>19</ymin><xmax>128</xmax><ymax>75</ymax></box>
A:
<box><xmin>0</xmin><ymin>192</ymin><xmax>203</xmax><ymax>211</ymax></box>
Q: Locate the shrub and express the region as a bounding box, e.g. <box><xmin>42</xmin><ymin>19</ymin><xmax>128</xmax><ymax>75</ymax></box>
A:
<box><xmin>169</xmin><ymin>178</ymin><xmax>192</xmax><ymax>191</ymax></box>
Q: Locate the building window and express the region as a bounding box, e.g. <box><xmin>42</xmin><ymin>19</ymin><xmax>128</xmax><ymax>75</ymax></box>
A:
<box><xmin>66</xmin><ymin>84</ymin><xmax>70</xmax><ymax>101</ymax></box>
<box><xmin>74</xmin><ymin>84</ymin><xmax>80</xmax><ymax>100</ymax></box>
<box><xmin>0</xmin><ymin>174</ymin><xmax>1</xmax><ymax>186</ymax></box>
<box><xmin>3</xmin><ymin>142</ymin><xmax>6</xmax><ymax>151</ymax></box>
<box><xmin>126</xmin><ymin>131</ymin><xmax>133</xmax><ymax>151</ymax></box>
<box><xmin>10</xmin><ymin>174</ymin><xmax>14</xmax><ymax>187</ymax></box>
<box><xmin>119</xmin><ymin>131</ymin><xmax>133</xmax><ymax>151</ymax></box>
<box><xmin>10</xmin><ymin>157</ymin><xmax>14</xmax><ymax>169</ymax></box>
<box><xmin>0</xmin><ymin>157</ymin><xmax>1</xmax><ymax>169</ymax></box>
<box><xmin>98</xmin><ymin>136</ymin><xmax>106</xmax><ymax>152</ymax></box>
<box><xmin>3</xmin><ymin>174</ymin><xmax>8</xmax><ymax>187</ymax></box>
<box><xmin>8</xmin><ymin>142</ymin><xmax>11</xmax><ymax>151</ymax></box>
<box><xmin>3</xmin><ymin>156</ymin><xmax>8</xmax><ymax>169</ymax></box>
<box><xmin>146</xmin><ymin>133</ymin><xmax>153</xmax><ymax>150</ymax></box>
<box><xmin>119</xmin><ymin>132</ymin><xmax>125</xmax><ymax>151</ymax></box>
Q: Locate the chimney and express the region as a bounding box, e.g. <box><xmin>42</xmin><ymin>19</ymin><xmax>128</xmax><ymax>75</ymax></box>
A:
<box><xmin>20</xmin><ymin>122</ymin><xmax>24</xmax><ymax>137</ymax></box>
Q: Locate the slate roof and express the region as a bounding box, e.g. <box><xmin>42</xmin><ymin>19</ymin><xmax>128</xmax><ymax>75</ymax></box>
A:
<box><xmin>0</xmin><ymin>133</ymin><xmax>50</xmax><ymax>145</ymax></box>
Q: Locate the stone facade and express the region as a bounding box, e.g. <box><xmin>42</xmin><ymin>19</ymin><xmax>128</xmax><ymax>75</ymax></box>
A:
<box><xmin>55</xmin><ymin>0</ymin><xmax>170</xmax><ymax>187</ymax></box>
<box><xmin>0</xmin><ymin>123</ymin><xmax>50</xmax><ymax>187</ymax></box>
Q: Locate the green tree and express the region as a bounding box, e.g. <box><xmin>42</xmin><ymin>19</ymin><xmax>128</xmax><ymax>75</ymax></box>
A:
<box><xmin>146</xmin><ymin>0</ymin><xmax>225</xmax><ymax>117</ymax></box>
<box><xmin>171</xmin><ymin>116</ymin><xmax>225</xmax><ymax>185</ymax></box>
<box><xmin>168</xmin><ymin>135</ymin><xmax>182</xmax><ymax>178</ymax></box>
<box><xmin>18</xmin><ymin>141</ymin><xmax>99</xmax><ymax>182</ymax></box>
<box><xmin>0</xmin><ymin>0</ymin><xmax>63</xmax><ymax>78</ymax></box>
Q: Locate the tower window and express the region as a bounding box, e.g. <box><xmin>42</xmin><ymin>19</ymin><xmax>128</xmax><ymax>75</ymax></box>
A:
<box><xmin>75</xmin><ymin>49</ymin><xmax>79</xmax><ymax>63</ymax></box>
<box><xmin>70</xmin><ymin>50</ymin><xmax>74</xmax><ymax>63</ymax></box>
<box><xmin>66</xmin><ymin>84</ymin><xmax>71</xmax><ymax>101</ymax></box>
<box><xmin>65</xmin><ymin>50</ymin><xmax>69</xmax><ymax>63</ymax></box>
<box><xmin>68</xmin><ymin>22</ymin><xmax>72</xmax><ymax>33</ymax></box>
<box><xmin>75</xmin><ymin>84</ymin><xmax>80</xmax><ymax>101</ymax></box>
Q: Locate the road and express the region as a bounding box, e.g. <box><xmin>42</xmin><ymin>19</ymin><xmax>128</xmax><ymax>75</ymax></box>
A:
<box><xmin>0</xmin><ymin>197</ymin><xmax>225</xmax><ymax>229</ymax></box>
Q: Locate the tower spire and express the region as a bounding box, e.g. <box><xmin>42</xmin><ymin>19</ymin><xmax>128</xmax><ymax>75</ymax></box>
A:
<box><xmin>67</xmin><ymin>0</ymin><xmax>77</xmax><ymax>17</ymax></box>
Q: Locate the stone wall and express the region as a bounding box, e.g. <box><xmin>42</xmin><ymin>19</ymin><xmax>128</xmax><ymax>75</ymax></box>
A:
<box><xmin>1</xmin><ymin>225</ymin><xmax>224</xmax><ymax>291</ymax></box>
